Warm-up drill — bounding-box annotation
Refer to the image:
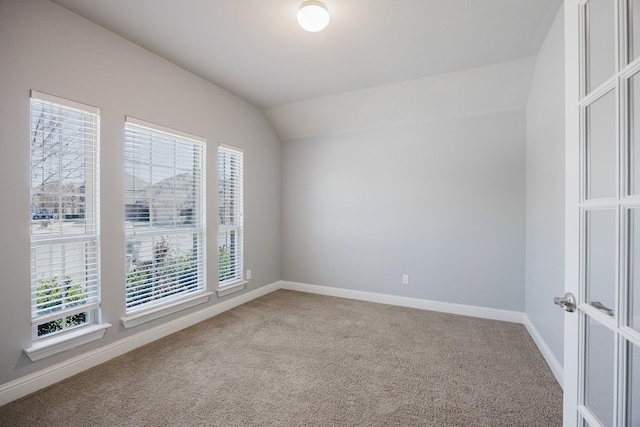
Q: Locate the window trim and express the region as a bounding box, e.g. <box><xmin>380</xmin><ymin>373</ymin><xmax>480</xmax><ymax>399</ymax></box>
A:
<box><xmin>120</xmin><ymin>291</ymin><xmax>213</xmax><ymax>328</ymax></box>
<box><xmin>28</xmin><ymin>90</ymin><xmax>105</xmax><ymax>346</ymax></box>
<box><xmin>123</xmin><ymin>116</ymin><xmax>207</xmax><ymax>318</ymax></box>
<box><xmin>24</xmin><ymin>323</ymin><xmax>110</xmax><ymax>362</ymax></box>
<box><xmin>216</xmin><ymin>280</ymin><xmax>247</xmax><ymax>297</ymax></box>
<box><xmin>31</xmin><ymin>90</ymin><xmax>99</xmax><ymax>115</ymax></box>
<box><xmin>217</xmin><ymin>143</ymin><xmax>245</xmax><ymax>289</ymax></box>
<box><xmin>125</xmin><ymin>116</ymin><xmax>206</xmax><ymax>144</ymax></box>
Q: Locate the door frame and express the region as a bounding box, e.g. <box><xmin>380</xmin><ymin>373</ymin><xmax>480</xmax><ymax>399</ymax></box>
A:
<box><xmin>564</xmin><ymin>1</ymin><xmax>581</xmax><ymax>425</ymax></box>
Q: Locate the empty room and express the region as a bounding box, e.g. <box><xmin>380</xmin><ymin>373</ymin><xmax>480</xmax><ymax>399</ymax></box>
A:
<box><xmin>0</xmin><ymin>0</ymin><xmax>638</xmax><ymax>426</ymax></box>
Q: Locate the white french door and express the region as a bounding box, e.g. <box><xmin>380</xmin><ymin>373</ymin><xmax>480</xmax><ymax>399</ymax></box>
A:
<box><xmin>564</xmin><ymin>1</ymin><xmax>640</xmax><ymax>425</ymax></box>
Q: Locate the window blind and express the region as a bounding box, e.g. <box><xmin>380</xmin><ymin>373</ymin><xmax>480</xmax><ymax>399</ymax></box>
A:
<box><xmin>218</xmin><ymin>144</ymin><xmax>243</xmax><ymax>285</ymax></box>
<box><xmin>30</xmin><ymin>91</ymin><xmax>100</xmax><ymax>339</ymax></box>
<box><xmin>124</xmin><ymin>117</ymin><xmax>206</xmax><ymax>313</ymax></box>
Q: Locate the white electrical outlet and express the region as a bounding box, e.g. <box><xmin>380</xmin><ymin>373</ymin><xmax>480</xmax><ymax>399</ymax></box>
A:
<box><xmin>246</xmin><ymin>269</ymin><xmax>252</xmax><ymax>280</ymax></box>
<box><xmin>402</xmin><ymin>274</ymin><xmax>409</xmax><ymax>284</ymax></box>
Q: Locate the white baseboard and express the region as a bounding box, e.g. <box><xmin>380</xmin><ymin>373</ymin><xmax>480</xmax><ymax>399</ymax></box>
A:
<box><xmin>0</xmin><ymin>281</ymin><xmax>282</xmax><ymax>406</ymax></box>
<box><xmin>1</xmin><ymin>280</ymin><xmax>563</xmax><ymax>406</ymax></box>
<box><xmin>281</xmin><ymin>281</ymin><xmax>525</xmax><ymax>323</ymax></box>
<box><xmin>523</xmin><ymin>314</ymin><xmax>564</xmax><ymax>388</ymax></box>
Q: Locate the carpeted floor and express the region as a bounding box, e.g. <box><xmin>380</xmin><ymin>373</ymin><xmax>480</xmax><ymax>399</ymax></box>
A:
<box><xmin>0</xmin><ymin>290</ymin><xmax>562</xmax><ymax>426</ymax></box>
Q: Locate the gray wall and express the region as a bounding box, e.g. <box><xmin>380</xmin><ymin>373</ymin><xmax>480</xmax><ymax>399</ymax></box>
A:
<box><xmin>0</xmin><ymin>0</ymin><xmax>281</xmax><ymax>385</ymax></box>
<box><xmin>282</xmin><ymin>109</ymin><xmax>526</xmax><ymax>311</ymax></box>
<box><xmin>525</xmin><ymin>7</ymin><xmax>565</xmax><ymax>367</ymax></box>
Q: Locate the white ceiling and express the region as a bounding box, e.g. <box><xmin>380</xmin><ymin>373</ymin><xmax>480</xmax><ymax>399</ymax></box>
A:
<box><xmin>51</xmin><ymin>0</ymin><xmax>563</xmax><ymax>109</ymax></box>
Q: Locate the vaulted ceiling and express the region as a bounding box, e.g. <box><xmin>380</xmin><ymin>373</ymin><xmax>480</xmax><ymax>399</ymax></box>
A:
<box><xmin>51</xmin><ymin>0</ymin><xmax>563</xmax><ymax>110</ymax></box>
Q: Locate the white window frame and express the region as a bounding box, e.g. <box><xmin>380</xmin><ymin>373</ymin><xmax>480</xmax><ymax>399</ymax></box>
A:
<box><xmin>217</xmin><ymin>143</ymin><xmax>246</xmax><ymax>295</ymax></box>
<box><xmin>25</xmin><ymin>91</ymin><xmax>108</xmax><ymax>360</ymax></box>
<box><xmin>122</xmin><ymin>117</ymin><xmax>210</xmax><ymax>326</ymax></box>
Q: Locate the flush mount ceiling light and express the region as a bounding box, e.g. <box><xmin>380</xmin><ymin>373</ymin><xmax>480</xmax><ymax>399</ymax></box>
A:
<box><xmin>297</xmin><ymin>1</ymin><xmax>330</xmax><ymax>32</ymax></box>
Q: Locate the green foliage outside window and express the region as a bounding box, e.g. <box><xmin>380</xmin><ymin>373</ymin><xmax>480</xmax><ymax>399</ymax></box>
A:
<box><xmin>219</xmin><ymin>244</ymin><xmax>232</xmax><ymax>282</ymax></box>
<box><xmin>126</xmin><ymin>237</ymin><xmax>197</xmax><ymax>310</ymax></box>
<box><xmin>35</xmin><ymin>275</ymin><xmax>87</xmax><ymax>337</ymax></box>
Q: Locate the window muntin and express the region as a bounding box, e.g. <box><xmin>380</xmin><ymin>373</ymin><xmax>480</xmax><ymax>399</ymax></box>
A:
<box><xmin>124</xmin><ymin>117</ymin><xmax>206</xmax><ymax>313</ymax></box>
<box><xmin>218</xmin><ymin>144</ymin><xmax>243</xmax><ymax>286</ymax></box>
<box><xmin>30</xmin><ymin>91</ymin><xmax>100</xmax><ymax>339</ymax></box>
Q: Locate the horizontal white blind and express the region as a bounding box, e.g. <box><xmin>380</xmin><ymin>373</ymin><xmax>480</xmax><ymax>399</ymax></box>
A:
<box><xmin>124</xmin><ymin>118</ymin><xmax>206</xmax><ymax>313</ymax></box>
<box><xmin>218</xmin><ymin>145</ymin><xmax>243</xmax><ymax>285</ymax></box>
<box><xmin>30</xmin><ymin>94</ymin><xmax>100</xmax><ymax>338</ymax></box>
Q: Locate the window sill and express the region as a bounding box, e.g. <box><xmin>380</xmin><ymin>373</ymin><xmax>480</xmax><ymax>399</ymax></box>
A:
<box><xmin>216</xmin><ymin>280</ymin><xmax>248</xmax><ymax>297</ymax></box>
<box><xmin>120</xmin><ymin>292</ymin><xmax>213</xmax><ymax>329</ymax></box>
<box><xmin>24</xmin><ymin>323</ymin><xmax>111</xmax><ymax>362</ymax></box>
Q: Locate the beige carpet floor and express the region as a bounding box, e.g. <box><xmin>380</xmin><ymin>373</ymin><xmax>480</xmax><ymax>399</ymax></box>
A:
<box><xmin>0</xmin><ymin>289</ymin><xmax>562</xmax><ymax>426</ymax></box>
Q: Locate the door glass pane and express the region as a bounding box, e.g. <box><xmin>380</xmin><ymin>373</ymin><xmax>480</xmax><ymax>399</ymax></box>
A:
<box><xmin>629</xmin><ymin>342</ymin><xmax>640</xmax><ymax>426</ymax></box>
<box><xmin>631</xmin><ymin>208</ymin><xmax>640</xmax><ymax>332</ymax></box>
<box><xmin>586</xmin><ymin>90</ymin><xmax>617</xmax><ymax>199</ymax></box>
<box><xmin>585</xmin><ymin>317</ymin><xmax>615</xmax><ymax>427</ymax></box>
<box><xmin>630</xmin><ymin>72</ymin><xmax>640</xmax><ymax>195</ymax></box>
<box><xmin>631</xmin><ymin>0</ymin><xmax>640</xmax><ymax>62</ymax></box>
<box><xmin>587</xmin><ymin>0</ymin><xmax>616</xmax><ymax>92</ymax></box>
<box><xmin>587</xmin><ymin>209</ymin><xmax>617</xmax><ymax>318</ymax></box>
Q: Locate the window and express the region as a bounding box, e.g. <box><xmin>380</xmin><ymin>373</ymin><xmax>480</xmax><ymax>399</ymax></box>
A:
<box><xmin>218</xmin><ymin>144</ymin><xmax>244</xmax><ymax>286</ymax></box>
<box><xmin>124</xmin><ymin>117</ymin><xmax>206</xmax><ymax>314</ymax></box>
<box><xmin>30</xmin><ymin>91</ymin><xmax>100</xmax><ymax>340</ymax></box>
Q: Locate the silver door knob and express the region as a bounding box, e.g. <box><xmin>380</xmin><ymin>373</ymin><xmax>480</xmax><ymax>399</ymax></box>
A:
<box><xmin>554</xmin><ymin>292</ymin><xmax>577</xmax><ymax>313</ymax></box>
